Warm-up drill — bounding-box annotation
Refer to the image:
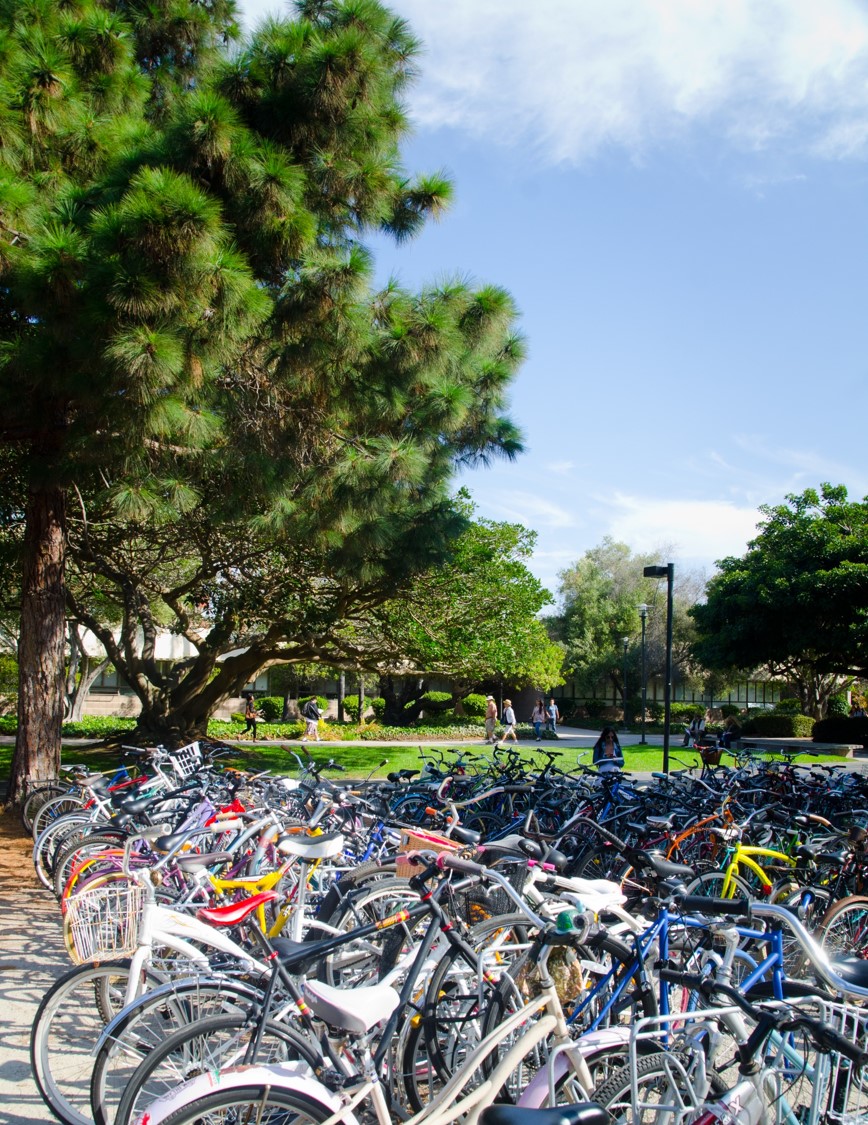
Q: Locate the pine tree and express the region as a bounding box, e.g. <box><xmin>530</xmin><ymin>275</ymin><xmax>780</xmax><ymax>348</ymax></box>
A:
<box><xmin>0</xmin><ymin>0</ymin><xmax>523</xmax><ymax>800</ymax></box>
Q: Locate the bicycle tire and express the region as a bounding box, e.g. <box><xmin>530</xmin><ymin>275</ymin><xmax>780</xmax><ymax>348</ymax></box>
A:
<box><xmin>475</xmin><ymin>929</ymin><xmax>658</xmax><ymax>1105</ymax></box>
<box><xmin>592</xmin><ymin>1050</ymin><xmax>726</xmax><ymax>1124</ymax></box>
<box><xmin>114</xmin><ymin>1013</ymin><xmax>321</xmax><ymax>1125</ymax></box>
<box><xmin>31</xmin><ymin>793</ymin><xmax>88</xmax><ymax>840</ymax></box>
<box><xmin>682</xmin><ymin>869</ymin><xmax>755</xmax><ymax>901</ymax></box>
<box><xmin>815</xmin><ymin>894</ymin><xmax>868</xmax><ymax>959</ymax></box>
<box><xmin>90</xmin><ymin>976</ymin><xmax>265</xmax><ymax>1125</ymax></box>
<box><xmin>53</xmin><ymin>834</ymin><xmax>125</xmax><ymax>900</ymax></box>
<box><xmin>31</xmin><ymin>960</ymin><xmax>160</xmax><ymax>1125</ymax></box>
<box><xmin>22</xmin><ymin>781</ymin><xmax>68</xmax><ymax>833</ymax></box>
<box><xmin>33</xmin><ymin>814</ymin><xmax>95</xmax><ymax>889</ymax></box>
<box><xmin>311</xmin><ymin>876</ymin><xmax>422</xmax><ymax>987</ymax></box>
<box><xmin>397</xmin><ymin>912</ymin><xmax>530</xmax><ymax>1112</ymax></box>
<box><xmin>146</xmin><ymin>1084</ymin><xmax>333</xmax><ymax>1125</ymax></box>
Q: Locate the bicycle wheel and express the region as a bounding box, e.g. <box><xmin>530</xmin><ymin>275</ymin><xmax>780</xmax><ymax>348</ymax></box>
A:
<box><xmin>397</xmin><ymin>912</ymin><xmax>530</xmax><ymax>1112</ymax></box>
<box><xmin>815</xmin><ymin>895</ymin><xmax>868</xmax><ymax>959</ymax></box>
<box><xmin>31</xmin><ymin>793</ymin><xmax>88</xmax><ymax>840</ymax></box>
<box><xmin>54</xmin><ymin>835</ymin><xmax>125</xmax><ymax>900</ymax></box>
<box><xmin>149</xmin><ymin>1084</ymin><xmax>333</xmax><ymax>1125</ymax></box>
<box><xmin>592</xmin><ymin>1050</ymin><xmax>715</xmax><ymax>1125</ymax></box>
<box><xmin>90</xmin><ymin>977</ymin><xmax>265</xmax><ymax>1125</ymax></box>
<box><xmin>312</xmin><ymin>876</ymin><xmax>422</xmax><ymax>987</ymax></box>
<box><xmin>114</xmin><ymin>1013</ymin><xmax>321</xmax><ymax>1125</ymax></box>
<box><xmin>22</xmin><ymin>781</ymin><xmax>69</xmax><ymax>833</ymax></box>
<box><xmin>475</xmin><ymin>930</ymin><xmax>658</xmax><ymax>1105</ymax></box>
<box><xmin>31</xmin><ymin>960</ymin><xmax>159</xmax><ymax>1125</ymax></box>
<box><xmin>682</xmin><ymin>870</ymin><xmax>754</xmax><ymax>901</ymax></box>
<box><xmin>33</xmin><ymin>814</ymin><xmax>95</xmax><ymax>889</ymax></box>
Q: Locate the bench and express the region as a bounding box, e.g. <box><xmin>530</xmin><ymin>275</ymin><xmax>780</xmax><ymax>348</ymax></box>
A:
<box><xmin>735</xmin><ymin>736</ymin><xmax>863</xmax><ymax>759</ymax></box>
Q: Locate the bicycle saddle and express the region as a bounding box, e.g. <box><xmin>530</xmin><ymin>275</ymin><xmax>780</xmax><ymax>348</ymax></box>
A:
<box><xmin>830</xmin><ymin>956</ymin><xmax>868</xmax><ymax>989</ymax></box>
<box><xmin>480</xmin><ymin>1104</ymin><xmax>612</xmax><ymax>1125</ymax></box>
<box><xmin>276</xmin><ymin>830</ymin><xmax>344</xmax><ymax>860</ymax></box>
<box><xmin>303</xmin><ymin>977</ymin><xmax>401</xmax><ymax>1034</ymax></box>
<box><xmin>174</xmin><ymin>850</ymin><xmax>235</xmax><ymax>873</ymax></box>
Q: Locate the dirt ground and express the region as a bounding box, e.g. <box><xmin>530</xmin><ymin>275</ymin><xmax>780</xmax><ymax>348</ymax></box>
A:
<box><xmin>0</xmin><ymin>810</ymin><xmax>65</xmax><ymax>1124</ymax></box>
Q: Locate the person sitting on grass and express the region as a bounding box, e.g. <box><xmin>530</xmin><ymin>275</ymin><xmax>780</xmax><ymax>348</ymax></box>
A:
<box><xmin>592</xmin><ymin>727</ymin><xmax>624</xmax><ymax>773</ymax></box>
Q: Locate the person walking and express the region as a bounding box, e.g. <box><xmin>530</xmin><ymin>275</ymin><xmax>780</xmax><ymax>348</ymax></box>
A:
<box><xmin>530</xmin><ymin>699</ymin><xmax>546</xmax><ymax>741</ymax></box>
<box><xmin>500</xmin><ymin>699</ymin><xmax>517</xmax><ymax>744</ymax></box>
<box><xmin>546</xmin><ymin>698</ymin><xmax>561</xmax><ymax>736</ymax></box>
<box><xmin>301</xmin><ymin>696</ymin><xmax>322</xmax><ymax>742</ymax></box>
<box><xmin>243</xmin><ymin>692</ymin><xmax>260</xmax><ymax>739</ymax></box>
<box><xmin>484</xmin><ymin>695</ymin><xmax>498</xmax><ymax>743</ymax></box>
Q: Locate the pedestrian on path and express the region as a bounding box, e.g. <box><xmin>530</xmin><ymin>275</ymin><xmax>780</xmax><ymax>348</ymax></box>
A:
<box><xmin>546</xmin><ymin>698</ymin><xmax>561</xmax><ymax>736</ymax></box>
<box><xmin>500</xmin><ymin>699</ymin><xmax>517</xmax><ymax>744</ymax></box>
<box><xmin>530</xmin><ymin>699</ymin><xmax>546</xmax><ymax>741</ymax></box>
<box><xmin>301</xmin><ymin>696</ymin><xmax>322</xmax><ymax>742</ymax></box>
<box><xmin>484</xmin><ymin>695</ymin><xmax>498</xmax><ymax>743</ymax></box>
<box><xmin>243</xmin><ymin>692</ymin><xmax>260</xmax><ymax>738</ymax></box>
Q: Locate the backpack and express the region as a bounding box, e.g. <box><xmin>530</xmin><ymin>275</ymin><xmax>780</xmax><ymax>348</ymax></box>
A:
<box><xmin>302</xmin><ymin>699</ymin><xmax>319</xmax><ymax>720</ymax></box>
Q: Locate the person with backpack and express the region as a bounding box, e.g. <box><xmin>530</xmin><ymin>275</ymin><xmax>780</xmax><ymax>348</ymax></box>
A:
<box><xmin>243</xmin><ymin>692</ymin><xmax>260</xmax><ymax>738</ymax></box>
<box><xmin>301</xmin><ymin>696</ymin><xmax>322</xmax><ymax>742</ymax></box>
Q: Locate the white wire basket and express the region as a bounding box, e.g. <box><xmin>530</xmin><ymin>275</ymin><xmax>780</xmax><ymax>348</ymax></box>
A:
<box><xmin>169</xmin><ymin>740</ymin><xmax>203</xmax><ymax>781</ymax></box>
<box><xmin>63</xmin><ymin>880</ymin><xmax>144</xmax><ymax>965</ymax></box>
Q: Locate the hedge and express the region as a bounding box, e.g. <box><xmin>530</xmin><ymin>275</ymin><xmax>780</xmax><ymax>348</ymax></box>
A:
<box><xmin>812</xmin><ymin>717</ymin><xmax>868</xmax><ymax>747</ymax></box>
<box><xmin>740</xmin><ymin>714</ymin><xmax>815</xmax><ymax>738</ymax></box>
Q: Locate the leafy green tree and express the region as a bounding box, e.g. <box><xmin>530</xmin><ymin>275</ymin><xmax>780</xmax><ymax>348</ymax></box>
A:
<box><xmin>58</xmin><ymin>498</ymin><xmax>553</xmax><ymax>735</ymax></box>
<box><xmin>369</xmin><ymin>502</ymin><xmax>564</xmax><ymax>723</ymax></box>
<box><xmin>691</xmin><ymin>484</ymin><xmax>868</xmax><ymax>718</ymax></box>
<box><xmin>0</xmin><ymin>0</ymin><xmax>522</xmax><ymax>801</ymax></box>
<box><xmin>553</xmin><ymin>538</ymin><xmax>705</xmax><ymax>711</ymax></box>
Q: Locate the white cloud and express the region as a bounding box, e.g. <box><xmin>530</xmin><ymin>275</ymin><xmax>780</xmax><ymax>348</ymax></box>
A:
<box><xmin>487</xmin><ymin>490</ymin><xmax>577</xmax><ymax>529</ymax></box>
<box><xmin>545</xmin><ymin>460</ymin><xmax>576</xmax><ymax>475</ymax></box>
<box><xmin>381</xmin><ymin>0</ymin><xmax>868</xmax><ymax>165</ymax></box>
<box><xmin>605</xmin><ymin>492</ymin><xmax>762</xmax><ymax>565</ymax></box>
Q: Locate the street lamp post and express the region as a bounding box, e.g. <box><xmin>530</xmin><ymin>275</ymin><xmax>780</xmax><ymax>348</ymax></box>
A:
<box><xmin>621</xmin><ymin>636</ymin><xmax>629</xmax><ymax>732</ymax></box>
<box><xmin>643</xmin><ymin>564</ymin><xmax>674</xmax><ymax>773</ymax></box>
<box><xmin>638</xmin><ymin>604</ymin><xmax>648</xmax><ymax>744</ymax></box>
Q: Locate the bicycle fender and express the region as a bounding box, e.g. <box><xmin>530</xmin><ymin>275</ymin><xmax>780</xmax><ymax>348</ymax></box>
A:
<box><xmin>91</xmin><ymin>975</ymin><xmax>263</xmax><ymax>1057</ymax></box>
<box><xmin>133</xmin><ymin>1061</ymin><xmax>357</xmax><ymax>1125</ymax></box>
<box><xmin>517</xmin><ymin>1028</ymin><xmax>631</xmax><ymax>1108</ymax></box>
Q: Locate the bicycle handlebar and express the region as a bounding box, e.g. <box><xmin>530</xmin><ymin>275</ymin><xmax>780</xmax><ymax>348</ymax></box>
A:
<box><xmin>750</xmin><ymin>901</ymin><xmax>868</xmax><ymax>999</ymax></box>
<box><xmin>658</xmin><ymin>968</ymin><xmax>868</xmax><ymax>1067</ymax></box>
<box><xmin>674</xmin><ymin>895</ymin><xmax>752</xmax><ymax>918</ymax></box>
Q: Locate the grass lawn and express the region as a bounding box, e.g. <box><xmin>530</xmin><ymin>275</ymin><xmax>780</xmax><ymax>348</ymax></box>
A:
<box><xmin>0</xmin><ymin>736</ymin><xmax>824</xmax><ymax>788</ymax></box>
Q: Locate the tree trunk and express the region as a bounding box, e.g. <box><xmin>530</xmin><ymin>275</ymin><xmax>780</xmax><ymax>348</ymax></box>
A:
<box><xmin>8</xmin><ymin>485</ymin><xmax>67</xmax><ymax>806</ymax></box>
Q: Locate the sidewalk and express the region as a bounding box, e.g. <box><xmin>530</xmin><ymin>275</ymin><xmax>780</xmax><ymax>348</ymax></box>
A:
<box><xmin>0</xmin><ymin>811</ymin><xmax>65</xmax><ymax>1124</ymax></box>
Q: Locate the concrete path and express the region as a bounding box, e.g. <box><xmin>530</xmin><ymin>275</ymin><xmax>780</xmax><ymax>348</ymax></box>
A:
<box><xmin>0</xmin><ymin>811</ymin><xmax>65</xmax><ymax>1124</ymax></box>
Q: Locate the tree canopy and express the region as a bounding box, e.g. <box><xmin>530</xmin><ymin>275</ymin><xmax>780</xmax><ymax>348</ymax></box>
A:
<box><xmin>552</xmin><ymin>537</ymin><xmax>705</xmax><ymax>709</ymax></box>
<box><xmin>0</xmin><ymin>0</ymin><xmax>524</xmax><ymax>800</ymax></box>
<box><xmin>690</xmin><ymin>484</ymin><xmax>868</xmax><ymax>717</ymax></box>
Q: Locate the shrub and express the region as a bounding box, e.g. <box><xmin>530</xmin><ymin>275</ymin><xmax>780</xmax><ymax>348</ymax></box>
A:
<box><xmin>256</xmin><ymin>696</ymin><xmax>285</xmax><ymax>722</ymax></box>
<box><xmin>646</xmin><ymin>701</ymin><xmax>664</xmax><ymax>723</ymax></box>
<box><xmin>461</xmin><ymin>693</ymin><xmax>488</xmax><ymax>717</ymax></box>
<box><xmin>740</xmin><ymin>714</ymin><xmax>815</xmax><ymax>738</ymax></box>
<box><xmin>421</xmin><ymin>691</ymin><xmax>452</xmax><ymax>708</ymax></box>
<box><xmin>669</xmin><ymin>703</ymin><xmax>701</xmax><ymax>723</ymax></box>
<box><xmin>342</xmin><ymin>694</ymin><xmax>361</xmax><ymax>722</ymax></box>
<box><xmin>720</xmin><ymin>704</ymin><xmax>741</xmax><ymax>719</ymax></box>
<box><xmin>369</xmin><ymin>697</ymin><xmax>386</xmax><ymax>720</ymax></box>
<box><xmin>773</xmin><ymin>698</ymin><xmax>803</xmax><ymax>716</ymax></box>
<box><xmin>812</xmin><ymin>717</ymin><xmax>868</xmax><ymax>747</ymax></box>
<box><xmin>827</xmin><ymin>694</ymin><xmax>850</xmax><ymax>719</ymax></box>
<box><xmin>584</xmin><ymin>699</ymin><xmax>607</xmax><ymax>718</ymax></box>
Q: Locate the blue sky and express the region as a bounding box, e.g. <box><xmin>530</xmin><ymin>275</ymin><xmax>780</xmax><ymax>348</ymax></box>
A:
<box><xmin>238</xmin><ymin>0</ymin><xmax>868</xmax><ymax>601</ymax></box>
